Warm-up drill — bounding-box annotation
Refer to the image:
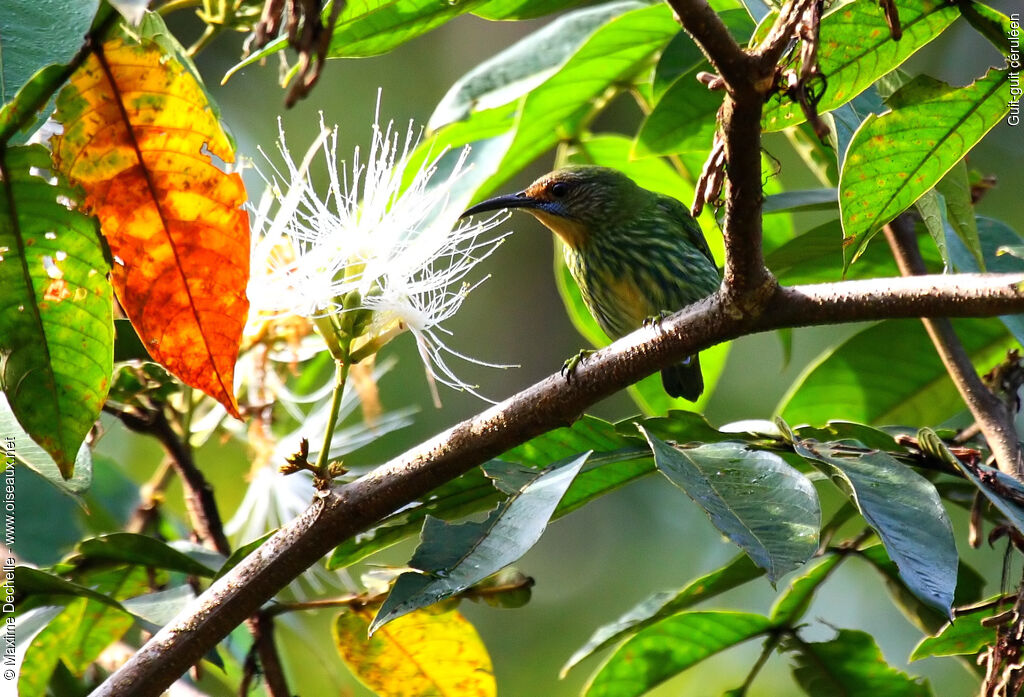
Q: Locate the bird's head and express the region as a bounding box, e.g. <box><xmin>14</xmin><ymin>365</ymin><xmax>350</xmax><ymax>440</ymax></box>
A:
<box><xmin>460</xmin><ymin>166</ymin><xmax>643</xmax><ymax>250</ymax></box>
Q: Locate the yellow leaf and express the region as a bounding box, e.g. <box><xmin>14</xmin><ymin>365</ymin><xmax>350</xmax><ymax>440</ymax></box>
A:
<box><xmin>333</xmin><ymin>607</ymin><xmax>495</xmax><ymax>697</ymax></box>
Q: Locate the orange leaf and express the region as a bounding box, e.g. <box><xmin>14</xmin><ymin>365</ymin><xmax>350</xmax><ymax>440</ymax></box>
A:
<box><xmin>52</xmin><ymin>37</ymin><xmax>249</xmax><ymax>417</ymax></box>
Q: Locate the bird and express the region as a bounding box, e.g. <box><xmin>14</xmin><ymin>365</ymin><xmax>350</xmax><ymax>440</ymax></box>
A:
<box><xmin>460</xmin><ymin>165</ymin><xmax>720</xmax><ymax>401</ymax></box>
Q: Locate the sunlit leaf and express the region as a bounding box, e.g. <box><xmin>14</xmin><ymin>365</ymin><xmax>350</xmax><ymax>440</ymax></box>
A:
<box><xmin>477</xmin><ymin>3</ymin><xmax>680</xmax><ymax>197</ymax></box>
<box><xmin>372</xmin><ymin>454</ymin><xmax>588</xmax><ymax>631</ymax></box>
<box><xmin>53</xmin><ymin>35</ymin><xmax>249</xmax><ymax>416</ymax></box>
<box><xmin>634</xmin><ymin>9</ymin><xmax>753</xmax><ymax>157</ymax></box>
<box><xmin>762</xmin><ymin>0</ymin><xmax>959</xmax><ymax>132</ymax></box>
<box><xmin>792</xmin><ymin>439</ymin><xmax>956</xmax><ymax>616</ymax></box>
<box><xmin>584</xmin><ymin>611</ymin><xmax>772</xmax><ymax>697</ymax></box>
<box><xmin>562</xmin><ymin>554</ymin><xmax>763</xmax><ymax>675</ymax></box>
<box><xmin>783</xmin><ymin>629</ymin><xmax>932</xmax><ymax>696</ymax></box>
<box><xmin>642</xmin><ymin>431</ymin><xmax>820</xmax><ymax>583</ymax></box>
<box><xmin>430</xmin><ymin>1</ymin><xmax>644</xmax><ymax>129</ymax></box>
<box><xmin>0</xmin><ymin>144</ymin><xmax>113</xmax><ymax>477</ymax></box>
<box><xmin>473</xmin><ymin>0</ymin><xmax>589</xmax><ymax>20</ymax></box>
<box><xmin>334</xmin><ymin>607</ymin><xmax>495</xmax><ymax>697</ymax></box>
<box><xmin>840</xmin><ymin>69</ymin><xmax>1010</xmax><ymax>266</ymax></box>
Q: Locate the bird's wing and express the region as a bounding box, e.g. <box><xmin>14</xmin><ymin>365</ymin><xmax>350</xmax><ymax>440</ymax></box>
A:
<box><xmin>658</xmin><ymin>195</ymin><xmax>715</xmax><ymax>265</ymax></box>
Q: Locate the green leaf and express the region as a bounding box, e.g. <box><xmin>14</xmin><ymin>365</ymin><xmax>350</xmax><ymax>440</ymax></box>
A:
<box><xmin>0</xmin><ymin>144</ymin><xmax>113</xmax><ymax>477</ymax></box>
<box><xmin>651</xmin><ymin>31</ymin><xmax>705</xmax><ymax>100</ymax></box>
<box><xmin>857</xmin><ymin>543</ymin><xmax>985</xmax><ymax>635</ymax></box>
<box><xmin>770</xmin><ymin>554</ymin><xmax>841</xmax><ymax>625</ymax></box>
<box><xmin>11</xmin><ymin>606</ymin><xmax>63</xmax><ymax>697</ymax></box>
<box><xmin>430</xmin><ymin>1</ymin><xmax>644</xmax><ymax>129</ymax></box>
<box><xmin>642</xmin><ymin>431</ymin><xmax>820</xmax><ymax>583</ymax></box>
<box><xmin>763</xmin><ymin>188</ymin><xmax>838</xmax><ymax>213</ymax></box>
<box><xmin>56</xmin><ymin>533</ymin><xmax>216</xmax><ymax>577</ymax></box>
<box><xmin>913</xmin><ymin>189</ymin><xmax>953</xmax><ymax>268</ymax></box>
<box><xmin>0</xmin><ymin>394</ymin><xmax>91</xmax><ymax>497</ymax></box>
<box><xmin>120</xmin><ymin>585</ymin><xmax>195</xmax><ymax>633</ymax></box>
<box><xmin>935</xmin><ymin>159</ymin><xmax>982</xmax><ymax>268</ymax></box>
<box><xmin>762</xmin><ymin>0</ymin><xmax>959</xmax><ymax>132</ymax></box>
<box><xmin>472</xmin><ymin>0</ymin><xmax>590</xmax><ymax>20</ymax></box>
<box><xmin>628</xmin><ymin>410</ymin><xmax>734</xmax><ymax>446</ymax></box>
<box><xmin>958</xmin><ymin>1</ymin><xmax>1019</xmax><ymax>57</ymax></box>
<box><xmin>911</xmin><ymin>601</ymin><xmax>1002</xmax><ymax>661</ymax></box>
<box><xmin>329</xmin><ymin>468</ymin><xmax>501</xmax><ymax>569</ymax></box>
<box><xmin>840</xmin><ymin>69</ymin><xmax>1010</xmax><ymax>265</ymax></box>
<box><xmin>14</xmin><ymin>566</ymin><xmax>128</xmax><ymax>612</ymax></box>
<box><xmin>584</xmin><ymin>611</ymin><xmax>772</xmax><ymax>697</ymax></box>
<box><xmin>920</xmin><ymin>429</ymin><xmax>1024</xmax><ymax>537</ymax></box>
<box><xmin>633</xmin><ymin>72</ymin><xmax>723</xmax><ymax>156</ymax></box>
<box><xmin>792</xmin><ymin>439</ymin><xmax>957</xmax><ymax>615</ymax></box>
<box><xmin>779</xmin><ymin>318</ymin><xmax>1013</xmax><ymax>426</ymax></box>
<box><xmin>784</xmin><ymin>629</ymin><xmax>932</xmax><ymax>697</ymax></box>
<box><xmin>330</xmin><ymin>416</ymin><xmax>647</xmax><ymax>569</ymax></box>
<box><xmin>0</xmin><ymin>0</ymin><xmax>98</xmax><ymax>142</ymax></box>
<box><xmin>371</xmin><ymin>453</ymin><xmax>588</xmax><ymax>631</ymax></box>
<box><xmin>562</xmin><ymin>554</ymin><xmax>763</xmax><ymax>675</ymax></box>
<box><xmin>634</xmin><ymin>9</ymin><xmax>753</xmax><ymax>157</ymax></box>
<box><xmin>825</xmin><ymin>87</ymin><xmax>885</xmax><ymax>171</ymax></box>
<box><xmin>57</xmin><ymin>566</ymin><xmax>147</xmax><ymax>675</ymax></box>
<box><xmin>477</xmin><ymin>3</ymin><xmax>680</xmax><ymax>196</ymax></box>
<box><xmin>948</xmin><ymin>216</ymin><xmax>1024</xmax><ymax>346</ymax></box>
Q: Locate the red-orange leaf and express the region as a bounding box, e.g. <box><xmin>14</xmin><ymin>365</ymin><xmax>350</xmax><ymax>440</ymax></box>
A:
<box><xmin>52</xmin><ymin>36</ymin><xmax>249</xmax><ymax>416</ymax></box>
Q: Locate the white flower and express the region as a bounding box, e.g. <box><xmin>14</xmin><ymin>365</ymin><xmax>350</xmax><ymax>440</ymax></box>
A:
<box><xmin>248</xmin><ymin>101</ymin><xmax>511</xmax><ymax>403</ymax></box>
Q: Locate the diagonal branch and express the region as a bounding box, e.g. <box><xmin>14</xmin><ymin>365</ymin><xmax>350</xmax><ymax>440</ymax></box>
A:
<box><xmin>94</xmin><ymin>271</ymin><xmax>1024</xmax><ymax>697</ymax></box>
<box><xmin>884</xmin><ymin>216</ymin><xmax>1024</xmax><ymax>478</ymax></box>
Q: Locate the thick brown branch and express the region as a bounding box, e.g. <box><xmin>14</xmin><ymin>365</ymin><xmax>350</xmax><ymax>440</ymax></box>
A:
<box><xmin>94</xmin><ymin>272</ymin><xmax>1024</xmax><ymax>697</ymax></box>
<box><xmin>884</xmin><ymin>218</ymin><xmax>1024</xmax><ymax>478</ymax></box>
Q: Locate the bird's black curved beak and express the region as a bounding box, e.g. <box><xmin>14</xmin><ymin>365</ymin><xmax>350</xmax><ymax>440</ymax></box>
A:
<box><xmin>460</xmin><ymin>192</ymin><xmax>537</xmax><ymax>219</ymax></box>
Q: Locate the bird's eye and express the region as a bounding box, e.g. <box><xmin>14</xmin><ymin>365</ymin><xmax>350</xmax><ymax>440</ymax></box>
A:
<box><xmin>550</xmin><ymin>182</ymin><xmax>569</xmax><ymax>198</ymax></box>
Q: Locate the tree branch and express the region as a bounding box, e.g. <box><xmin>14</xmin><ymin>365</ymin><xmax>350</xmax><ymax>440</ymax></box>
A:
<box><xmin>93</xmin><ymin>271</ymin><xmax>1024</xmax><ymax>697</ymax></box>
<box><xmin>884</xmin><ymin>217</ymin><xmax>1024</xmax><ymax>478</ymax></box>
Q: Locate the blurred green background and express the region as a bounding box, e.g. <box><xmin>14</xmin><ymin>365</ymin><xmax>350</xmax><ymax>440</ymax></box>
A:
<box><xmin>15</xmin><ymin>2</ymin><xmax>1024</xmax><ymax>694</ymax></box>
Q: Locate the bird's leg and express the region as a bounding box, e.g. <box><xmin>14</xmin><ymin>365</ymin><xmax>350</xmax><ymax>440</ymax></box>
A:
<box><xmin>561</xmin><ymin>349</ymin><xmax>595</xmax><ymax>384</ymax></box>
<box><xmin>642</xmin><ymin>310</ymin><xmax>671</xmax><ymax>330</ymax></box>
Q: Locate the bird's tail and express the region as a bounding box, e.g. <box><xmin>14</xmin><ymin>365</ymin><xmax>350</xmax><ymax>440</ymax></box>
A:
<box><xmin>661</xmin><ymin>354</ymin><xmax>704</xmax><ymax>401</ymax></box>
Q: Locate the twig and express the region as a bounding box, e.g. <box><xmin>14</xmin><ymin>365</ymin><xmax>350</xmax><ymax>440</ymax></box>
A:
<box><xmin>884</xmin><ymin>216</ymin><xmax>1024</xmax><ymax>479</ymax></box>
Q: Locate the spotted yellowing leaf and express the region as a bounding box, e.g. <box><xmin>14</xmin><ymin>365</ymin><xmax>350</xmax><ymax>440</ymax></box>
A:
<box><xmin>52</xmin><ymin>36</ymin><xmax>249</xmax><ymax>416</ymax></box>
<box><xmin>333</xmin><ymin>607</ymin><xmax>496</xmax><ymax>697</ymax></box>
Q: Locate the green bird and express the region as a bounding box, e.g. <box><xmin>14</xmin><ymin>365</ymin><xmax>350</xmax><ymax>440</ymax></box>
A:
<box><xmin>461</xmin><ymin>165</ymin><xmax>720</xmax><ymax>401</ymax></box>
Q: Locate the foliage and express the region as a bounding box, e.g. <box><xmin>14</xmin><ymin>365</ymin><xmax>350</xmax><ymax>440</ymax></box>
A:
<box><xmin>1</xmin><ymin>0</ymin><xmax>1021</xmax><ymax>696</ymax></box>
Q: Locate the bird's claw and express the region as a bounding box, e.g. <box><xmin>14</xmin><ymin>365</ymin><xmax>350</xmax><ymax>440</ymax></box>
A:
<box><xmin>642</xmin><ymin>310</ymin><xmax>671</xmax><ymax>330</ymax></box>
<box><xmin>561</xmin><ymin>349</ymin><xmax>595</xmax><ymax>384</ymax></box>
